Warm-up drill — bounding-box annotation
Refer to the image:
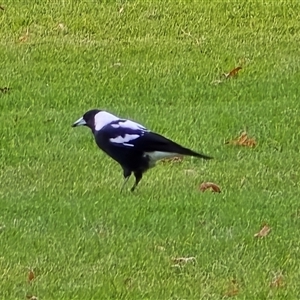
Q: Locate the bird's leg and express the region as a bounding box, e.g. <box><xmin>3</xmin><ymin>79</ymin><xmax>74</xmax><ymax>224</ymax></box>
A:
<box><xmin>120</xmin><ymin>169</ymin><xmax>131</xmax><ymax>193</ymax></box>
<box><xmin>131</xmin><ymin>171</ymin><xmax>143</xmax><ymax>192</ymax></box>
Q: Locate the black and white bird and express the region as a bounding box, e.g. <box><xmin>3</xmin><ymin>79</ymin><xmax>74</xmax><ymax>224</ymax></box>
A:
<box><xmin>72</xmin><ymin>109</ymin><xmax>212</xmax><ymax>192</ymax></box>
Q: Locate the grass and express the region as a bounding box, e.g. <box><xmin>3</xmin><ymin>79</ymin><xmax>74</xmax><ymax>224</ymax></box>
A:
<box><xmin>1</xmin><ymin>0</ymin><xmax>300</xmax><ymax>299</ymax></box>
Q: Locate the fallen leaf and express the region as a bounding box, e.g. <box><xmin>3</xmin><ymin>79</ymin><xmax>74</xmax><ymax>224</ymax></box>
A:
<box><xmin>254</xmin><ymin>224</ymin><xmax>271</xmax><ymax>238</ymax></box>
<box><xmin>0</xmin><ymin>87</ymin><xmax>10</xmax><ymax>93</ymax></box>
<box><xmin>119</xmin><ymin>6</ymin><xmax>124</xmax><ymax>13</ymax></box>
<box><xmin>0</xmin><ymin>5</ymin><xmax>4</xmax><ymax>10</ymax></box>
<box><xmin>224</xmin><ymin>279</ymin><xmax>239</xmax><ymax>297</ymax></box>
<box><xmin>172</xmin><ymin>256</ymin><xmax>196</xmax><ymax>264</ymax></box>
<box><xmin>161</xmin><ymin>156</ymin><xmax>183</xmax><ymax>164</ymax></box>
<box><xmin>28</xmin><ymin>269</ymin><xmax>35</xmax><ymax>282</ymax></box>
<box><xmin>199</xmin><ymin>182</ymin><xmax>221</xmax><ymax>193</ymax></box>
<box><xmin>270</xmin><ymin>273</ymin><xmax>284</xmax><ymax>288</ymax></box>
<box><xmin>223</xmin><ymin>66</ymin><xmax>242</xmax><ymax>79</ymax></box>
<box><xmin>212</xmin><ymin>66</ymin><xmax>243</xmax><ymax>86</ymax></box>
<box><xmin>226</xmin><ymin>131</ymin><xmax>257</xmax><ymax>147</ymax></box>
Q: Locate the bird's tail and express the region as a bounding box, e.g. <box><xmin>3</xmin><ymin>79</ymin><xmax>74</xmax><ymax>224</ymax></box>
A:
<box><xmin>180</xmin><ymin>147</ymin><xmax>213</xmax><ymax>160</ymax></box>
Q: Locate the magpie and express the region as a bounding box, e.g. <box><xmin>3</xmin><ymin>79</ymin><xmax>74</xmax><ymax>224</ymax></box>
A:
<box><xmin>72</xmin><ymin>109</ymin><xmax>212</xmax><ymax>192</ymax></box>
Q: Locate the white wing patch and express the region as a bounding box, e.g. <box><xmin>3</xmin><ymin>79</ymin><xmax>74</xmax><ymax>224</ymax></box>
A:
<box><xmin>118</xmin><ymin>120</ymin><xmax>147</xmax><ymax>131</ymax></box>
<box><xmin>110</xmin><ymin>134</ymin><xmax>140</xmax><ymax>145</ymax></box>
<box><xmin>111</xmin><ymin>124</ymin><xmax>120</xmax><ymax>128</ymax></box>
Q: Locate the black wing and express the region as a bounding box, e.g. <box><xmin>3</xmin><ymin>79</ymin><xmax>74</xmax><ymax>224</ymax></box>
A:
<box><xmin>97</xmin><ymin>120</ymin><xmax>147</xmax><ymax>149</ymax></box>
<box><xmin>99</xmin><ymin>121</ymin><xmax>212</xmax><ymax>160</ymax></box>
<box><xmin>132</xmin><ymin>131</ymin><xmax>213</xmax><ymax>159</ymax></box>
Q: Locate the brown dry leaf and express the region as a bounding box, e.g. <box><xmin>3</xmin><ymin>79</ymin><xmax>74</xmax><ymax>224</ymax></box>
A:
<box><xmin>254</xmin><ymin>224</ymin><xmax>271</xmax><ymax>238</ymax></box>
<box><xmin>28</xmin><ymin>269</ymin><xmax>35</xmax><ymax>282</ymax></box>
<box><xmin>224</xmin><ymin>279</ymin><xmax>239</xmax><ymax>297</ymax></box>
<box><xmin>270</xmin><ymin>273</ymin><xmax>284</xmax><ymax>288</ymax></box>
<box><xmin>199</xmin><ymin>182</ymin><xmax>221</xmax><ymax>193</ymax></box>
<box><xmin>172</xmin><ymin>256</ymin><xmax>196</xmax><ymax>264</ymax></box>
<box><xmin>223</xmin><ymin>66</ymin><xmax>242</xmax><ymax>79</ymax></box>
<box><xmin>19</xmin><ymin>28</ymin><xmax>29</xmax><ymax>42</ymax></box>
<box><xmin>161</xmin><ymin>156</ymin><xmax>183</xmax><ymax>164</ymax></box>
<box><xmin>226</xmin><ymin>132</ymin><xmax>257</xmax><ymax>148</ymax></box>
<box><xmin>212</xmin><ymin>66</ymin><xmax>243</xmax><ymax>86</ymax></box>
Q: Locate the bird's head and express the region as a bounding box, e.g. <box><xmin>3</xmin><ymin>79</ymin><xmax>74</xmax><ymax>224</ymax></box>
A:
<box><xmin>72</xmin><ymin>109</ymin><xmax>101</xmax><ymax>132</ymax></box>
<box><xmin>72</xmin><ymin>109</ymin><xmax>119</xmax><ymax>133</ymax></box>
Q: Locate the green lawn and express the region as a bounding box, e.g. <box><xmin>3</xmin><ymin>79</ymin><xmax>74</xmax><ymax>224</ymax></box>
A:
<box><xmin>1</xmin><ymin>1</ymin><xmax>300</xmax><ymax>299</ymax></box>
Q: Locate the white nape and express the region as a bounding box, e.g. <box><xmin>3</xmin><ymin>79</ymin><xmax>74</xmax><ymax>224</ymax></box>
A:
<box><xmin>94</xmin><ymin>111</ymin><xmax>149</xmax><ymax>132</ymax></box>
<box><xmin>94</xmin><ymin>111</ymin><xmax>119</xmax><ymax>131</ymax></box>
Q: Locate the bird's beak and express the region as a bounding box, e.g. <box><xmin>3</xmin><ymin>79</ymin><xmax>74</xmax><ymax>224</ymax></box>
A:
<box><xmin>72</xmin><ymin>117</ymin><xmax>86</xmax><ymax>127</ymax></box>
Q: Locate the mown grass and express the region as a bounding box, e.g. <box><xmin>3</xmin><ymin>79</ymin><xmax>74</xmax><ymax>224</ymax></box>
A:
<box><xmin>1</xmin><ymin>1</ymin><xmax>300</xmax><ymax>299</ymax></box>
